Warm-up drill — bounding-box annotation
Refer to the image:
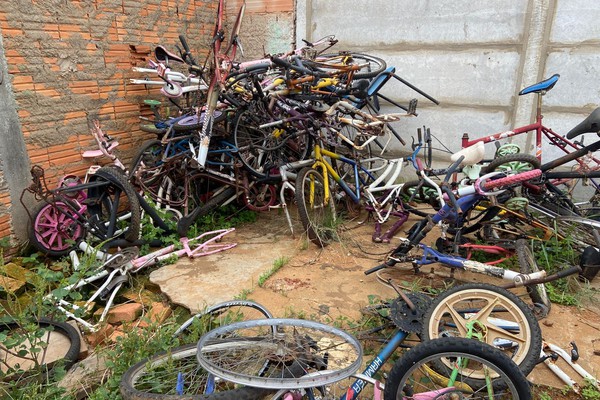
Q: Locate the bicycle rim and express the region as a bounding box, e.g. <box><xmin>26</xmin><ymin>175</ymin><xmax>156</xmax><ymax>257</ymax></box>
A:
<box><xmin>422</xmin><ymin>283</ymin><xmax>541</xmax><ymax>384</ymax></box>
<box><xmin>196</xmin><ymin>318</ymin><xmax>362</xmax><ymax>390</ymax></box>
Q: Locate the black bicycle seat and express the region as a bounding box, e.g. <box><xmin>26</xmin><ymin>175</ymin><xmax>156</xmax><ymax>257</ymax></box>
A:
<box><xmin>518</xmin><ymin>74</ymin><xmax>560</xmax><ymax>95</ymax></box>
<box><xmin>566</xmin><ymin>107</ymin><xmax>600</xmax><ymax>139</ymax></box>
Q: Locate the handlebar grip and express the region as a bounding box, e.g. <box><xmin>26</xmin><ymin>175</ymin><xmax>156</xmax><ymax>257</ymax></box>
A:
<box><xmin>444</xmin><ymin>156</ymin><xmax>464</xmax><ymax>183</ymax></box>
<box><xmin>364</xmin><ymin>260</ymin><xmax>396</xmax><ymax>275</ymax></box>
<box><xmin>481</xmin><ymin>169</ymin><xmax>542</xmax><ymax>191</ymax></box>
<box><xmin>552</xmin><ymin>265</ymin><xmax>582</xmax><ymax>280</ymax></box>
<box><xmin>270</xmin><ymin>56</ymin><xmax>330</xmax><ymax>78</ymax></box>
<box><xmin>179</xmin><ymin>35</ymin><xmax>191</xmax><ymax>53</ymax></box>
<box><xmin>442</xmin><ymin>185</ymin><xmax>462</xmax><ymax>214</ymax></box>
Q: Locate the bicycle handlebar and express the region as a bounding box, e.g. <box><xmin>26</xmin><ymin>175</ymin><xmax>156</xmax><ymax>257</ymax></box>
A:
<box><xmin>178</xmin><ymin>35</ymin><xmax>198</xmax><ymax>66</ymax></box>
<box><xmin>500</xmin><ymin>265</ymin><xmax>582</xmax><ymax>289</ymax></box>
<box><xmin>270</xmin><ymin>56</ymin><xmax>331</xmax><ymax>78</ymax></box>
<box><xmin>478</xmin><ymin>169</ymin><xmax>542</xmax><ymax>192</ymax></box>
<box><xmin>364</xmin><ymin>259</ymin><xmax>397</xmax><ymax>275</ymax></box>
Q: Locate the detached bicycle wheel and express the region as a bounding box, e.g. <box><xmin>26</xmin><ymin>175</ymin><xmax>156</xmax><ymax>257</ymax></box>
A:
<box><xmin>121</xmin><ymin>300</ymin><xmax>274</xmax><ymax>400</ymax></box>
<box><xmin>196</xmin><ymin>318</ymin><xmax>363</xmax><ymax>390</ymax></box>
<box><xmin>0</xmin><ymin>317</ymin><xmax>81</xmax><ymax>382</ymax></box>
<box><xmin>295</xmin><ymin>167</ymin><xmax>337</xmax><ymax>247</ymax></box>
<box><xmin>383</xmin><ymin>337</ymin><xmax>531</xmax><ymax>399</ymax></box>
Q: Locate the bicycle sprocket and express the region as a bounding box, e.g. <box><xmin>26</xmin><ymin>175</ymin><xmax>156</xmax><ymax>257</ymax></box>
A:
<box><xmin>389</xmin><ymin>292</ymin><xmax>431</xmax><ymax>333</ymax></box>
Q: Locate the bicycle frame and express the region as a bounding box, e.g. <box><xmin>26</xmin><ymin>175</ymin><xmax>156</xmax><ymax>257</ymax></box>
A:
<box><xmin>48</xmin><ymin>229</ymin><xmax>236</xmax><ymax>331</ymax></box>
<box><xmin>461</xmin><ymin>83</ymin><xmax>600</xmax><ymax>168</ymax></box>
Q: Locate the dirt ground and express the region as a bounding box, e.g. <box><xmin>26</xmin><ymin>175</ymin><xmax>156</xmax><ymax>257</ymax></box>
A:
<box><xmin>229</xmin><ymin>208</ymin><xmax>600</xmax><ymax>395</ymax></box>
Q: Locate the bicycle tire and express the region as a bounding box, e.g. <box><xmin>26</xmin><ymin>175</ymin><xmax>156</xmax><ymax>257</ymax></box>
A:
<box><xmin>196</xmin><ymin>318</ymin><xmax>363</xmax><ymax>390</ymax></box>
<box><xmin>295</xmin><ymin>167</ymin><xmax>337</xmax><ymax>247</ymax></box>
<box><xmin>398</xmin><ymin>179</ymin><xmax>440</xmax><ymax>216</ymax></box>
<box><xmin>421</xmin><ymin>283</ymin><xmax>541</xmax><ymax>386</ymax></box>
<box><xmin>515</xmin><ymin>239</ymin><xmax>551</xmax><ymax>318</ymax></box>
<box><xmin>129</xmin><ymin>139</ymin><xmax>164</xmax><ymax>187</ymax></box>
<box><xmin>0</xmin><ymin>317</ymin><xmax>81</xmax><ymax>381</ymax></box>
<box><xmin>383</xmin><ymin>337</ymin><xmax>531</xmax><ymax>400</ymax></box>
<box><xmin>482</xmin><ymin>153</ymin><xmax>541</xmax><ymax>174</ymax></box>
<box><xmin>120</xmin><ymin>343</ymin><xmax>275</xmax><ymax>400</ymax></box>
<box><xmin>28</xmin><ymin>201</ymin><xmax>86</xmax><ymax>257</ymax></box>
<box><xmin>315</xmin><ymin>52</ymin><xmax>387</xmax><ymax>80</ymax></box>
<box><xmin>122</xmin><ymin>300</ymin><xmax>275</xmax><ymax>400</ymax></box>
<box><xmin>233</xmin><ymin>108</ymin><xmax>311</xmax><ymax>179</ymax></box>
<box><xmin>87</xmin><ymin>166</ymin><xmax>141</xmax><ymax>243</ymax></box>
<box><xmin>177</xmin><ymin>186</ymin><xmax>237</xmax><ymax>237</ymax></box>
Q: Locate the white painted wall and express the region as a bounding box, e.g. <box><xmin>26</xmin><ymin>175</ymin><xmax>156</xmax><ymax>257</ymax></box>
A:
<box><xmin>296</xmin><ymin>0</ymin><xmax>600</xmax><ymax>164</ymax></box>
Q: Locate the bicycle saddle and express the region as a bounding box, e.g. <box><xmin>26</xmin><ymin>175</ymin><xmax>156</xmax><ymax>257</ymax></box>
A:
<box><xmin>155</xmin><ymin>45</ymin><xmax>185</xmax><ymax>64</ymax></box>
<box><xmin>450</xmin><ymin>141</ymin><xmax>485</xmax><ymax>166</ymax></box>
<box><xmin>518</xmin><ymin>73</ymin><xmax>560</xmax><ymax>95</ymax></box>
<box><xmin>566</xmin><ymin>107</ymin><xmax>600</xmax><ymax>138</ymax></box>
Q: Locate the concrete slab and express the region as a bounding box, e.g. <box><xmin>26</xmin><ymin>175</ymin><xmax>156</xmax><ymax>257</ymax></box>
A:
<box><xmin>149</xmin><ymin>211</ymin><xmax>301</xmax><ymax>314</ymax></box>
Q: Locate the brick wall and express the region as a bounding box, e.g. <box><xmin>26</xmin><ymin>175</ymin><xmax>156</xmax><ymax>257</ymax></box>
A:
<box><xmin>0</xmin><ymin>0</ymin><xmax>218</xmax><ymax>248</ymax></box>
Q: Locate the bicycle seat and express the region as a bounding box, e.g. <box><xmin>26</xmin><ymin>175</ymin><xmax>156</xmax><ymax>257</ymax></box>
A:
<box><xmin>518</xmin><ymin>74</ymin><xmax>560</xmax><ymax>95</ymax></box>
<box><xmin>451</xmin><ymin>141</ymin><xmax>485</xmax><ymax>166</ymax></box>
<box><xmin>566</xmin><ymin>107</ymin><xmax>600</xmax><ymax>138</ymax></box>
<box><xmin>155</xmin><ymin>45</ymin><xmax>185</xmax><ymax>64</ymax></box>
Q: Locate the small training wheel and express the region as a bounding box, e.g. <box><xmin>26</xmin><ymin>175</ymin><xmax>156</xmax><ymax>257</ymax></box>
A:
<box><xmin>505</xmin><ymin>196</ymin><xmax>529</xmax><ymax>211</ymax></box>
<box><xmin>495</xmin><ymin>143</ymin><xmax>521</xmax><ymax>157</ymax></box>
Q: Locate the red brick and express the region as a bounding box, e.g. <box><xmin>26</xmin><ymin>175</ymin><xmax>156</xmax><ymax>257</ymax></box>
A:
<box><xmin>106</xmin><ymin>303</ymin><xmax>143</xmax><ymax>324</ymax></box>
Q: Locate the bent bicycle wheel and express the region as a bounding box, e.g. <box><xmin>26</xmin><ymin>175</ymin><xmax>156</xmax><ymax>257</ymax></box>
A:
<box><xmin>295</xmin><ymin>167</ymin><xmax>337</xmax><ymax>247</ymax></box>
<box><xmin>383</xmin><ymin>337</ymin><xmax>531</xmax><ymax>399</ymax></box>
<box><xmin>196</xmin><ymin>318</ymin><xmax>363</xmax><ymax>390</ymax></box>
<box><xmin>121</xmin><ymin>300</ymin><xmax>274</xmax><ymax>400</ymax></box>
<box><xmin>421</xmin><ymin>283</ymin><xmax>541</xmax><ymax>387</ymax></box>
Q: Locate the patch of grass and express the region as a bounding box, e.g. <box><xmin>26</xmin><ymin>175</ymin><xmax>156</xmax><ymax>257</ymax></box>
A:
<box><xmin>257</xmin><ymin>256</ymin><xmax>289</xmax><ymax>287</ymax></box>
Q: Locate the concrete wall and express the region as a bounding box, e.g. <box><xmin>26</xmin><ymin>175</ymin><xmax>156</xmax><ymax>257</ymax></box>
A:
<box><xmin>296</xmin><ymin>0</ymin><xmax>600</xmax><ymax>162</ymax></box>
<box><xmin>0</xmin><ymin>0</ymin><xmax>217</xmax><ymax>248</ymax></box>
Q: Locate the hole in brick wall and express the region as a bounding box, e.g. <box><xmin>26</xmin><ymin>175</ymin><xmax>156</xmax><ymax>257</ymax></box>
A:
<box><xmin>129</xmin><ymin>45</ymin><xmax>152</xmax><ymax>66</ymax></box>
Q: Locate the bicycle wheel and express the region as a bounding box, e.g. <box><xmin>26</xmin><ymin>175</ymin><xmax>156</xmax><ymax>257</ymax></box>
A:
<box><xmin>315</xmin><ymin>52</ymin><xmax>387</xmax><ymax>80</ymax></box>
<box><xmin>399</xmin><ymin>179</ymin><xmax>440</xmax><ymax>216</ymax></box>
<box><xmin>120</xmin><ymin>343</ymin><xmax>274</xmax><ymax>400</ymax></box>
<box><xmin>129</xmin><ymin>139</ymin><xmax>164</xmax><ymax>187</ymax></box>
<box><xmin>121</xmin><ymin>301</ymin><xmax>274</xmax><ymax>400</ymax></box>
<box><xmin>0</xmin><ymin>317</ymin><xmax>81</xmax><ymax>382</ymax></box>
<box><xmin>28</xmin><ymin>201</ymin><xmax>85</xmax><ymax>257</ymax></box>
<box><xmin>233</xmin><ymin>108</ymin><xmax>311</xmax><ymax>179</ymax></box>
<box><xmin>528</xmin><ymin>204</ymin><xmax>600</xmax><ymax>249</ymax></box>
<box><xmin>515</xmin><ymin>239</ymin><xmax>550</xmax><ymax>318</ymax></box>
<box><xmin>173</xmin><ymin>300</ymin><xmax>273</xmax><ymax>337</ymax></box>
<box><xmin>196</xmin><ymin>318</ymin><xmax>363</xmax><ymax>390</ymax></box>
<box><xmin>86</xmin><ymin>166</ymin><xmax>141</xmax><ymax>243</ymax></box>
<box><xmin>482</xmin><ymin>153</ymin><xmax>541</xmax><ymax>174</ymax></box>
<box><xmin>383</xmin><ymin>337</ymin><xmax>531</xmax><ymax>400</ymax></box>
<box><xmin>295</xmin><ymin>167</ymin><xmax>337</xmax><ymax>247</ymax></box>
<box><xmin>421</xmin><ymin>283</ymin><xmax>541</xmax><ymax>386</ymax></box>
